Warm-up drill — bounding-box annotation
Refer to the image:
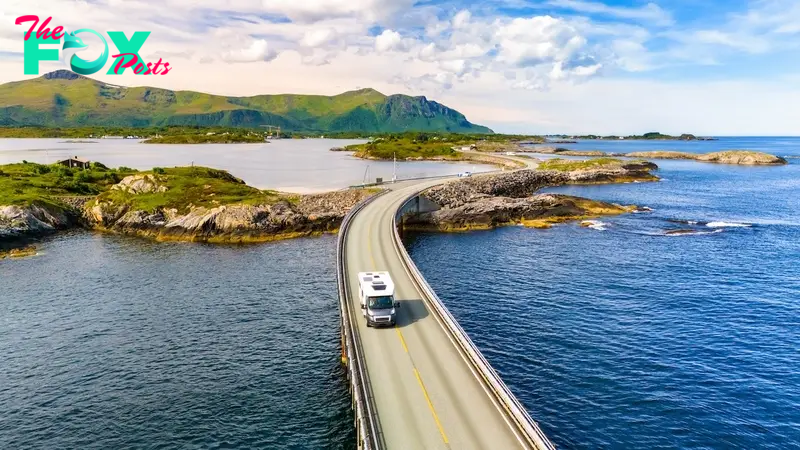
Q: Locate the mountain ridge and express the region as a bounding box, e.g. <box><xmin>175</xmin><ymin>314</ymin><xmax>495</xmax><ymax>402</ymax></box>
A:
<box><xmin>0</xmin><ymin>70</ymin><xmax>493</xmax><ymax>133</ymax></box>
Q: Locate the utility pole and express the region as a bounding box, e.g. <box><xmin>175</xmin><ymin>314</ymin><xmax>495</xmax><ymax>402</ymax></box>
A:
<box><xmin>392</xmin><ymin>152</ymin><xmax>397</xmax><ymax>183</ymax></box>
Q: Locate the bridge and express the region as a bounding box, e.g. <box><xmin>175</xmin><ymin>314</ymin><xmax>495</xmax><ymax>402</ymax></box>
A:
<box><xmin>336</xmin><ymin>155</ymin><xmax>556</xmax><ymax>449</ymax></box>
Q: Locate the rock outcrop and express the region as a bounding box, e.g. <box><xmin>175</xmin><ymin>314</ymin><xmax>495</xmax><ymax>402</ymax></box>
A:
<box><xmin>403</xmin><ymin>165</ymin><xmax>655</xmax><ymax>232</ymax></box>
<box><xmin>0</xmin><ymin>203</ymin><xmax>77</xmax><ymax>239</ymax></box>
<box><xmin>82</xmin><ymin>188</ymin><xmax>374</xmax><ymax>243</ymax></box>
<box><xmin>111</xmin><ymin>174</ymin><xmax>168</xmax><ymax>194</ymax></box>
<box><xmin>625</xmin><ymin>150</ymin><xmax>787</xmax><ymax>165</ymax></box>
<box><xmin>696</xmin><ymin>151</ymin><xmax>787</xmax><ymax>165</ymax></box>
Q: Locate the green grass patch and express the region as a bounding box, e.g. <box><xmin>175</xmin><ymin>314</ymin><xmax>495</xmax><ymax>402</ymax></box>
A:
<box><xmin>345</xmin><ymin>135</ymin><xmax>462</xmax><ymax>159</ymax></box>
<box><xmin>96</xmin><ymin>166</ymin><xmax>283</xmax><ymax>213</ymax></box>
<box><xmin>538</xmin><ymin>158</ymin><xmax>628</xmax><ymax>171</ymax></box>
<box><xmin>0</xmin><ymin>162</ymin><xmax>136</xmax><ymax>206</ymax></box>
<box><xmin>143</xmin><ymin>133</ymin><xmax>266</xmax><ymax>144</ymax></box>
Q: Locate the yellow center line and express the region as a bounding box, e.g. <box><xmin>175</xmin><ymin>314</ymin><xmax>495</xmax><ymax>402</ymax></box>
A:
<box><xmin>395</xmin><ymin>327</ymin><xmax>409</xmax><ymax>353</ymax></box>
<box><xmin>414</xmin><ymin>368</ymin><xmax>450</xmax><ymax>445</ymax></box>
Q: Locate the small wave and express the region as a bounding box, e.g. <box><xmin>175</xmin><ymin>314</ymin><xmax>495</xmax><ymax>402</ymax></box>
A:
<box><xmin>666</xmin><ymin>229</ymin><xmax>724</xmax><ymax>236</ymax></box>
<box><xmin>581</xmin><ymin>220</ymin><xmax>607</xmax><ymax>231</ymax></box>
<box><xmin>706</xmin><ymin>222</ymin><xmax>752</xmax><ymax>228</ymax></box>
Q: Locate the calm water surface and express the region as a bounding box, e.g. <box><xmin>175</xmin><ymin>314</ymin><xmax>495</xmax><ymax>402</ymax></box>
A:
<box><xmin>407</xmin><ymin>137</ymin><xmax>800</xmax><ymax>449</ymax></box>
<box><xmin>0</xmin><ymin>233</ymin><xmax>354</xmax><ymax>449</ymax></box>
<box><xmin>0</xmin><ymin>138</ymin><xmax>491</xmax><ymax>193</ymax></box>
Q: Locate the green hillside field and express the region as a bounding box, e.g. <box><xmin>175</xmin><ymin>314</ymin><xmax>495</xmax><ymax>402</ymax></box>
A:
<box><xmin>0</xmin><ymin>70</ymin><xmax>493</xmax><ymax>134</ymax></box>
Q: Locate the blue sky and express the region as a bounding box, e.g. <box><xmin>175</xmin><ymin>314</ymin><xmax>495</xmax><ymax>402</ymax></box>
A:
<box><xmin>1</xmin><ymin>0</ymin><xmax>799</xmax><ymax>134</ymax></box>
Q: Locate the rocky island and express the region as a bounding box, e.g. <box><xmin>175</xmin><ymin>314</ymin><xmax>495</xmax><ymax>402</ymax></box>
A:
<box><xmin>526</xmin><ymin>148</ymin><xmax>788</xmax><ymax>165</ymax></box>
<box><xmin>404</xmin><ymin>158</ymin><xmax>658</xmax><ymax>231</ymax></box>
<box><xmin>340</xmin><ymin>136</ymin><xmax>526</xmax><ymax>169</ymax></box>
<box><xmin>143</xmin><ymin>133</ymin><xmax>269</xmax><ymax>144</ymax></box>
<box><xmin>0</xmin><ymin>162</ymin><xmax>375</xmax><ymax>244</ymax></box>
<box><xmin>623</xmin><ymin>150</ymin><xmax>787</xmax><ymax>165</ymax></box>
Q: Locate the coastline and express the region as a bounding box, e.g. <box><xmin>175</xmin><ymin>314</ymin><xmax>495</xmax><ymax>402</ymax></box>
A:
<box><xmin>0</xmin><ymin>157</ymin><xmax>657</xmax><ymax>250</ymax></box>
<box><xmin>526</xmin><ymin>148</ymin><xmax>788</xmax><ymax>165</ymax></box>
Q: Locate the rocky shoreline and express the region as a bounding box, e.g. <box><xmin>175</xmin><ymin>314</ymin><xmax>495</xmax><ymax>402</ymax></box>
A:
<box><xmin>1</xmin><ymin>158</ymin><xmax>658</xmax><ymax>248</ymax></box>
<box><xmin>402</xmin><ymin>161</ymin><xmax>658</xmax><ymax>231</ymax></box>
<box><xmin>84</xmin><ymin>183</ymin><xmax>374</xmax><ymax>243</ymax></box>
<box><xmin>0</xmin><ymin>173</ymin><xmax>375</xmax><ymax>245</ymax></box>
<box><xmin>528</xmin><ymin>148</ymin><xmax>787</xmax><ymax>165</ymax></box>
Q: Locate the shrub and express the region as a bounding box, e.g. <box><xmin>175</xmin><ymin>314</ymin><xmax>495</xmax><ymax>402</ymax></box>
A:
<box><xmin>74</xmin><ymin>170</ymin><xmax>92</xmax><ymax>183</ymax></box>
<box><xmin>153</xmin><ymin>167</ymin><xmax>166</xmax><ymax>175</ymax></box>
<box><xmin>53</xmin><ymin>166</ymin><xmax>74</xmax><ymax>177</ymax></box>
<box><xmin>33</xmin><ymin>164</ymin><xmax>51</xmax><ymax>175</ymax></box>
<box><xmin>104</xmin><ymin>172</ymin><xmax>121</xmax><ymax>183</ymax></box>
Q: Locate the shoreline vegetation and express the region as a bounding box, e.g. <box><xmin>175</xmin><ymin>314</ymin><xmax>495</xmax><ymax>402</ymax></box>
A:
<box><xmin>1</xmin><ymin>156</ymin><xmax>660</xmax><ymax>250</ymax></box>
<box><xmin>142</xmin><ymin>132</ymin><xmax>269</xmax><ymax>144</ymax></box>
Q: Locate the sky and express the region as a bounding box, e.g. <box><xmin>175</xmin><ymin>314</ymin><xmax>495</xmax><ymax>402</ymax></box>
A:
<box><xmin>1</xmin><ymin>0</ymin><xmax>799</xmax><ymax>135</ymax></box>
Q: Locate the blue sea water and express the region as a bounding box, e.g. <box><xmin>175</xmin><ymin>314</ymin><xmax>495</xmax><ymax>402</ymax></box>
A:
<box><xmin>537</xmin><ymin>136</ymin><xmax>800</xmax><ymax>158</ymax></box>
<box><xmin>406</xmin><ymin>137</ymin><xmax>800</xmax><ymax>449</ymax></box>
<box><xmin>2</xmin><ymin>137</ymin><xmax>799</xmax><ymax>449</ymax></box>
<box><xmin>0</xmin><ymin>234</ymin><xmax>355</xmax><ymax>449</ymax></box>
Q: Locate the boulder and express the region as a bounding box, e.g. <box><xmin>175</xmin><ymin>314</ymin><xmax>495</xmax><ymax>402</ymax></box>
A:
<box><xmin>0</xmin><ymin>203</ymin><xmax>74</xmax><ymax>239</ymax></box>
<box><xmin>112</xmin><ymin>174</ymin><xmax>168</xmax><ymax>194</ymax></box>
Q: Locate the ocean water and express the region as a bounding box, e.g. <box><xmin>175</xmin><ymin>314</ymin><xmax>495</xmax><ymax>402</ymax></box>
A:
<box><xmin>2</xmin><ymin>137</ymin><xmax>799</xmax><ymax>449</ymax></box>
<box><xmin>535</xmin><ymin>136</ymin><xmax>800</xmax><ymax>158</ymax></box>
<box><xmin>406</xmin><ymin>137</ymin><xmax>800</xmax><ymax>449</ymax></box>
<box><xmin>0</xmin><ymin>138</ymin><xmax>491</xmax><ymax>193</ymax></box>
<box><xmin>0</xmin><ymin>233</ymin><xmax>354</xmax><ymax>449</ymax></box>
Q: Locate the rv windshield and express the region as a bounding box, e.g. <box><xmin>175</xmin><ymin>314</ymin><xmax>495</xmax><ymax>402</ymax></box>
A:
<box><xmin>368</xmin><ymin>296</ymin><xmax>394</xmax><ymax>310</ymax></box>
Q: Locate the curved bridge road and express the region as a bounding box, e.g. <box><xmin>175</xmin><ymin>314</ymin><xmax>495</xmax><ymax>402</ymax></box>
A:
<box><xmin>343</xmin><ymin>155</ymin><xmax>551</xmax><ymax>450</ymax></box>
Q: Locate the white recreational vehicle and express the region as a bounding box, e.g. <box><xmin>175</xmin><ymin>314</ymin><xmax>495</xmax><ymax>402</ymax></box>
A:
<box><xmin>357</xmin><ymin>272</ymin><xmax>399</xmax><ymax>327</ymax></box>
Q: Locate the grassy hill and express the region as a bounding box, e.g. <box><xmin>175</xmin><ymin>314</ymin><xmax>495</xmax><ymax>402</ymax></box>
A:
<box><xmin>0</xmin><ymin>70</ymin><xmax>492</xmax><ymax>133</ymax></box>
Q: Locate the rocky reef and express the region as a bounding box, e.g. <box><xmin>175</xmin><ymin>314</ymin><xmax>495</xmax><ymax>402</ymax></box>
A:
<box><xmin>403</xmin><ymin>162</ymin><xmax>657</xmax><ymax>232</ymax></box>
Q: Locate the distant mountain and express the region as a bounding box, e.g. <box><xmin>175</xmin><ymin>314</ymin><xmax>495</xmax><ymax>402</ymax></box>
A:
<box><xmin>0</xmin><ymin>70</ymin><xmax>493</xmax><ymax>133</ymax></box>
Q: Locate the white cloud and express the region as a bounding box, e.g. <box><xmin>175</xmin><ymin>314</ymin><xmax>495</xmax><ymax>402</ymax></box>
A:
<box><xmin>221</xmin><ymin>39</ymin><xmax>277</xmax><ymax>62</ymax></box>
<box><xmin>300</xmin><ymin>28</ymin><xmax>338</xmax><ymax>48</ymax></box>
<box><xmin>547</xmin><ymin>0</ymin><xmax>673</xmax><ymax>26</ymax></box>
<box><xmin>496</xmin><ymin>16</ymin><xmax>587</xmax><ymax>67</ymax></box>
<box><xmin>260</xmin><ymin>0</ymin><xmax>414</xmax><ymax>23</ymax></box>
<box><xmin>375</xmin><ymin>30</ymin><xmax>408</xmax><ymax>52</ymax></box>
<box><xmin>0</xmin><ymin>0</ymin><xmax>799</xmax><ymax>135</ymax></box>
<box><xmin>452</xmin><ymin>10</ymin><xmax>472</xmax><ymax>29</ymax></box>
